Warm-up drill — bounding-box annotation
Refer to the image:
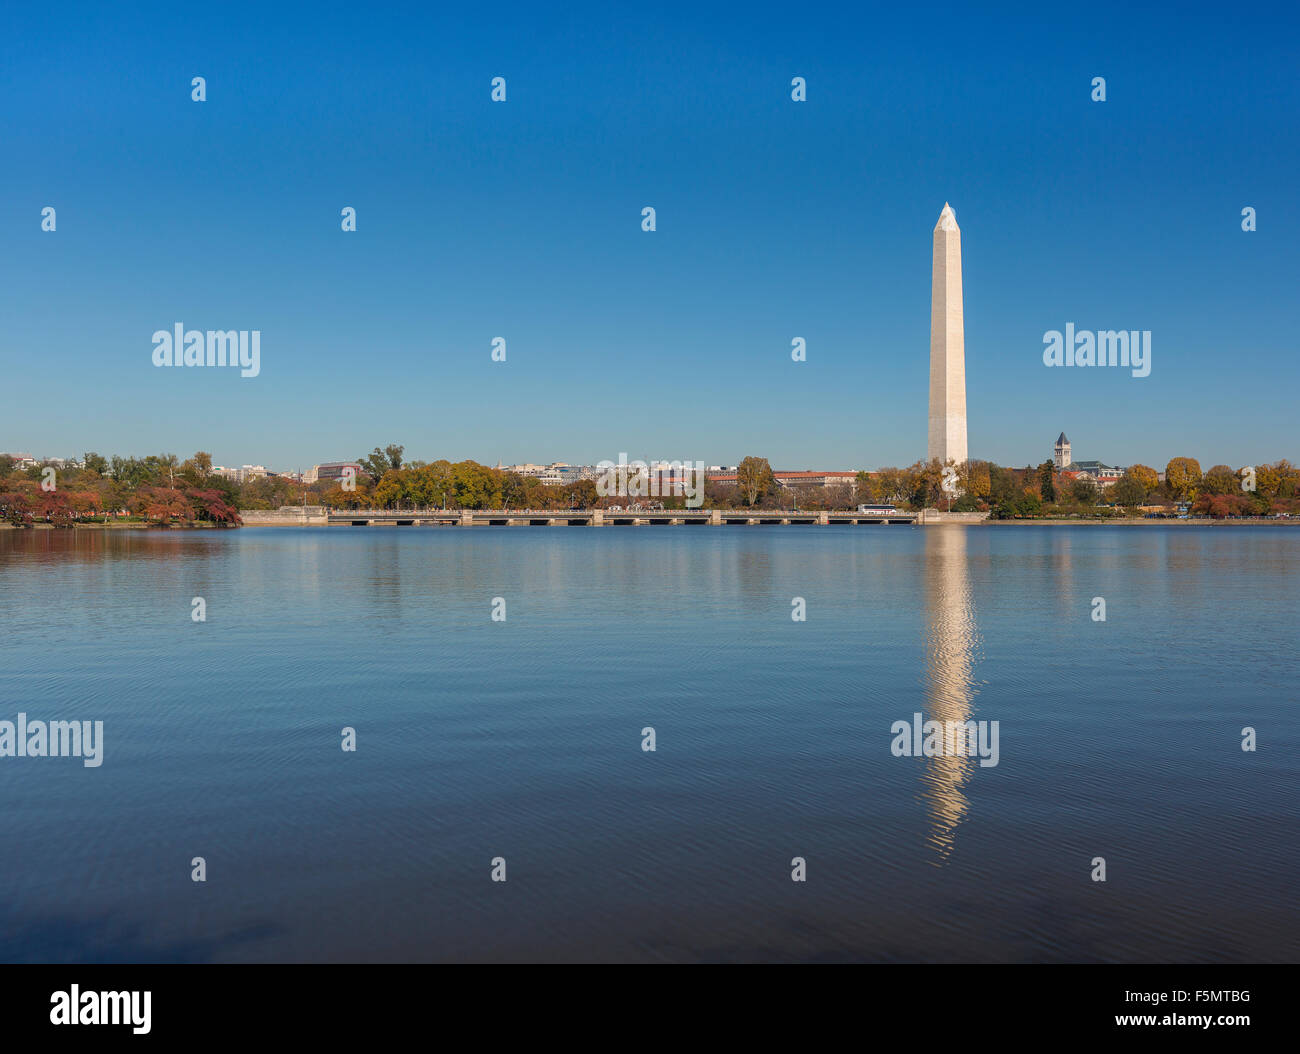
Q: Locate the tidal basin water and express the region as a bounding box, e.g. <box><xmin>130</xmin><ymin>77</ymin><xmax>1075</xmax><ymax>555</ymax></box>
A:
<box><xmin>1</xmin><ymin>525</ymin><xmax>1297</xmax><ymax>963</ymax></box>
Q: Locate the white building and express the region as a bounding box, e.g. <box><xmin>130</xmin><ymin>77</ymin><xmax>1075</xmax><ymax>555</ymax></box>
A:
<box><xmin>1054</xmin><ymin>432</ymin><xmax>1072</xmax><ymax>469</ymax></box>
<box><xmin>214</xmin><ymin>464</ymin><xmax>269</xmax><ymax>484</ymax></box>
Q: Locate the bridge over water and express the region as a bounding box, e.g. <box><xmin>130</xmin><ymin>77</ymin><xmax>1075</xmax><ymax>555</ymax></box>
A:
<box><xmin>319</xmin><ymin>507</ymin><xmax>920</xmax><ymax>526</ymax></box>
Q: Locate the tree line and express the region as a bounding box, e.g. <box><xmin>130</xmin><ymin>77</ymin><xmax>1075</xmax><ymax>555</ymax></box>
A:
<box><xmin>5</xmin><ymin>445</ymin><xmax>1295</xmax><ymax>524</ymax></box>
<box><xmin>0</xmin><ymin>452</ymin><xmax>240</xmax><ymax>527</ymax></box>
<box><xmin>711</xmin><ymin>455</ymin><xmax>1299</xmax><ymax>518</ymax></box>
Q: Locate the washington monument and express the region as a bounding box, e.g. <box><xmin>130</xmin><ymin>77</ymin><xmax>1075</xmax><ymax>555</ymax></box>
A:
<box><xmin>928</xmin><ymin>203</ymin><xmax>967</xmax><ymax>466</ymax></box>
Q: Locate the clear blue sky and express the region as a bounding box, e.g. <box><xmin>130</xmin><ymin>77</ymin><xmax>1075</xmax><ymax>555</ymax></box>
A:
<box><xmin>1</xmin><ymin>1</ymin><xmax>1296</xmax><ymax>473</ymax></box>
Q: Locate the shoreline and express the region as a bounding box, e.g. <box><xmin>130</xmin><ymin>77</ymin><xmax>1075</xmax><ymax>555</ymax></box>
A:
<box><xmin>4</xmin><ymin>517</ymin><xmax>1295</xmax><ymax>531</ymax></box>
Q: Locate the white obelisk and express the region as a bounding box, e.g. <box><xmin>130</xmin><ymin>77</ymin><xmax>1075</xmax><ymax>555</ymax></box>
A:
<box><xmin>928</xmin><ymin>203</ymin><xmax>967</xmax><ymax>466</ymax></box>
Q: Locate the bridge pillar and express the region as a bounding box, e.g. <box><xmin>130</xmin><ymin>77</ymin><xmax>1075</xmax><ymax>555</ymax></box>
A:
<box><xmin>709</xmin><ymin>510</ymin><xmax>722</xmax><ymax>525</ymax></box>
<box><xmin>460</xmin><ymin>510</ymin><xmax>474</xmax><ymax>527</ymax></box>
<box><xmin>817</xmin><ymin>512</ymin><xmax>830</xmax><ymax>525</ymax></box>
<box><xmin>592</xmin><ymin>510</ymin><xmax>604</xmax><ymax>526</ymax></box>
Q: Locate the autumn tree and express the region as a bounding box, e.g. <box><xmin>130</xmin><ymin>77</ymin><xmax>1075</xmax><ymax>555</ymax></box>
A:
<box><xmin>1201</xmin><ymin>465</ymin><xmax>1237</xmax><ymax>495</ymax></box>
<box><xmin>1192</xmin><ymin>493</ymin><xmax>1256</xmax><ymax>519</ymax></box>
<box><xmin>874</xmin><ymin>467</ymin><xmax>911</xmax><ymax>506</ymax></box>
<box><xmin>854</xmin><ymin>471</ymin><xmax>881</xmax><ymax>504</ymax></box>
<box><xmin>187</xmin><ymin>488</ymin><xmax>241</xmax><ymax>525</ymax></box>
<box><xmin>1272</xmin><ymin>460</ymin><xmax>1297</xmax><ymax>499</ymax></box>
<box><xmin>1165</xmin><ymin>457</ymin><xmax>1202</xmax><ymax>501</ymax></box>
<box><xmin>1253</xmin><ymin>463</ymin><xmax>1282</xmax><ymax>500</ymax></box>
<box><xmin>563</xmin><ymin>479</ymin><xmax>598</xmax><ymax>508</ymax></box>
<box><xmin>963</xmin><ymin>461</ymin><xmax>992</xmax><ymax>500</ymax></box>
<box><xmin>1125</xmin><ymin>464</ymin><xmax>1160</xmax><ymax>493</ymax></box>
<box><xmin>735</xmin><ymin>457</ymin><xmax>776</xmax><ymax>506</ymax></box>
<box><xmin>0</xmin><ymin>487</ymin><xmax>32</xmax><ymax>525</ymax></box>
<box><xmin>34</xmin><ymin>489</ymin><xmax>75</xmax><ymax>526</ymax></box>
<box><xmin>133</xmin><ymin>486</ymin><xmax>193</xmax><ymax>525</ymax></box>
<box><xmin>321</xmin><ymin>484</ymin><xmax>368</xmax><ymax>510</ymax></box>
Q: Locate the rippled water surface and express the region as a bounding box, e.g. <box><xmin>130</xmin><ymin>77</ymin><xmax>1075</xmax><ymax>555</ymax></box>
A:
<box><xmin>1</xmin><ymin>525</ymin><xmax>1297</xmax><ymax>962</ymax></box>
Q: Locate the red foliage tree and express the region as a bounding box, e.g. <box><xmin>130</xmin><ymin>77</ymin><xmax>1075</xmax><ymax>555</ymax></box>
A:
<box><xmin>0</xmin><ymin>489</ymin><xmax>33</xmax><ymax>526</ymax></box>
<box><xmin>185</xmin><ymin>488</ymin><xmax>242</xmax><ymax>526</ymax></box>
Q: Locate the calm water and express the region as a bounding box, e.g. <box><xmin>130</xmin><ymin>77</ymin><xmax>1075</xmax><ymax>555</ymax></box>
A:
<box><xmin>1</xmin><ymin>525</ymin><xmax>1297</xmax><ymax>963</ymax></box>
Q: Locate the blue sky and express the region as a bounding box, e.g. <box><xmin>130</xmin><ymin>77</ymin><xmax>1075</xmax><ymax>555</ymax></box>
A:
<box><xmin>1</xmin><ymin>1</ymin><xmax>1296</xmax><ymax>473</ymax></box>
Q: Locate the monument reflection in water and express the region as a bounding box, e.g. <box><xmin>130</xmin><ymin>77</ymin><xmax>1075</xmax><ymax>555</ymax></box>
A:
<box><xmin>920</xmin><ymin>526</ymin><xmax>983</xmax><ymax>863</ymax></box>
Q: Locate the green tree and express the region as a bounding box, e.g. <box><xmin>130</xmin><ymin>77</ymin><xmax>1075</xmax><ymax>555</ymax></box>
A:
<box><xmin>1070</xmin><ymin>477</ymin><xmax>1099</xmax><ymax>505</ymax></box>
<box><xmin>1110</xmin><ymin>475</ymin><xmax>1146</xmax><ymax>507</ymax></box>
<box><xmin>154</xmin><ymin>453</ymin><xmax>180</xmax><ymax>488</ymax></box>
<box><xmin>1015</xmin><ymin>492</ymin><xmax>1042</xmax><ymax>517</ymax></box>
<box><xmin>359</xmin><ymin>444</ymin><xmax>405</xmax><ymax>481</ymax></box>
<box><xmin>987</xmin><ymin>464</ymin><xmax>1018</xmax><ymax>505</ymax></box>
<box><xmin>1038</xmin><ymin>461</ymin><xmax>1057</xmax><ymax>503</ymax></box>
<box><xmin>450</xmin><ymin>460</ymin><xmax>501</xmax><ymax>509</ymax></box>
<box><xmin>500</xmin><ymin>472</ymin><xmax>531</xmax><ymax>508</ymax></box>
<box><xmin>409</xmin><ymin>460</ymin><xmax>453</xmax><ymax>507</ymax></box>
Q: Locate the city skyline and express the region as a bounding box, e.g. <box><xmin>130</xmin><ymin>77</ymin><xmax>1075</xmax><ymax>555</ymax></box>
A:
<box><xmin>2</xmin><ymin>433</ymin><xmax>1289</xmax><ymax>481</ymax></box>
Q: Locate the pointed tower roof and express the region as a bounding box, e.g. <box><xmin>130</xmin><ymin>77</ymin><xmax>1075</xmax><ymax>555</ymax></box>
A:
<box><xmin>935</xmin><ymin>202</ymin><xmax>958</xmax><ymax>232</ymax></box>
<box><xmin>1057</xmin><ymin>432</ymin><xmax>1069</xmax><ymax>446</ymax></box>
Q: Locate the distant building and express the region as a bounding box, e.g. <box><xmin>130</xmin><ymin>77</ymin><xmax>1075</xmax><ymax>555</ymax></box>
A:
<box><xmin>707</xmin><ymin>470</ymin><xmax>860</xmax><ymax>489</ymax></box>
<box><xmin>501</xmin><ymin>462</ymin><xmax>601</xmax><ymax>485</ymax></box>
<box><xmin>501</xmin><ymin>462</ymin><xmax>564</xmax><ymax>483</ymax></box>
<box><xmin>214</xmin><ymin>464</ymin><xmax>269</xmax><ymax>484</ymax></box>
<box><xmin>1063</xmin><ymin>460</ymin><xmax>1124</xmax><ymax>488</ymax></box>
<box><xmin>1054</xmin><ymin>432</ymin><xmax>1071</xmax><ymax>469</ymax></box>
<box><xmin>306</xmin><ymin>462</ymin><xmax>360</xmax><ymax>484</ymax></box>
